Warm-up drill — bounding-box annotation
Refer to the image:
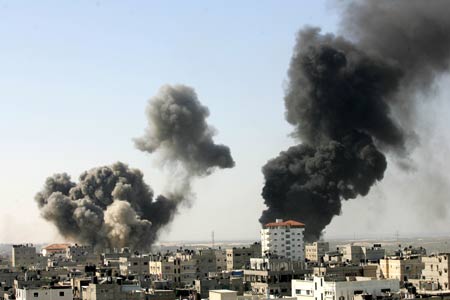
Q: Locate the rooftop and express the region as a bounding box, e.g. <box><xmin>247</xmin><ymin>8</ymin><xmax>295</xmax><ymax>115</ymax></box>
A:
<box><xmin>264</xmin><ymin>220</ymin><xmax>305</xmax><ymax>228</ymax></box>
<box><xmin>43</xmin><ymin>243</ymin><xmax>71</xmax><ymax>251</ymax></box>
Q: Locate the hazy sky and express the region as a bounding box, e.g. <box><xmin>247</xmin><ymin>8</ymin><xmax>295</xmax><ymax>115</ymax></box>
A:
<box><xmin>1</xmin><ymin>1</ymin><xmax>450</xmax><ymax>244</ymax></box>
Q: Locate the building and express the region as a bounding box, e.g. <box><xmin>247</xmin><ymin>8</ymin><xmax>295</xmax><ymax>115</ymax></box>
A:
<box><xmin>292</xmin><ymin>276</ymin><xmax>399</xmax><ymax>300</ymax></box>
<box><xmin>41</xmin><ymin>244</ymin><xmax>71</xmax><ymax>257</ymax></box>
<box><xmin>81</xmin><ymin>280</ymin><xmax>143</xmax><ymax>300</ymax></box>
<box><xmin>12</xmin><ymin>244</ymin><xmax>37</xmax><ymax>268</ymax></box>
<box><xmin>362</xmin><ymin>245</ymin><xmax>385</xmax><ymax>263</ymax></box>
<box><xmin>305</xmin><ymin>242</ymin><xmax>329</xmax><ymax>263</ymax></box>
<box><xmin>15</xmin><ymin>285</ymin><xmax>72</xmax><ymax>300</ymax></box>
<box><xmin>244</xmin><ymin>257</ymin><xmax>308</xmax><ymax>297</ymax></box>
<box><xmin>149</xmin><ymin>251</ymin><xmax>197</xmax><ymax>286</ymax></box>
<box><xmin>261</xmin><ymin>219</ymin><xmax>305</xmax><ymax>261</ymax></box>
<box><xmin>226</xmin><ymin>243</ymin><xmax>261</xmax><ymax>271</ymax></box>
<box><xmin>215</xmin><ymin>249</ymin><xmax>228</xmax><ymax>272</ymax></box>
<box><xmin>340</xmin><ymin>244</ymin><xmax>385</xmax><ymax>265</ymax></box>
<box><xmin>379</xmin><ymin>255</ymin><xmax>424</xmax><ymax>283</ymax></box>
<box><xmin>421</xmin><ymin>254</ymin><xmax>450</xmax><ymax>290</ymax></box>
<box><xmin>341</xmin><ymin>245</ymin><xmax>364</xmax><ymax>265</ymax></box>
<box><xmin>119</xmin><ymin>255</ymin><xmax>150</xmax><ymax>277</ymax></box>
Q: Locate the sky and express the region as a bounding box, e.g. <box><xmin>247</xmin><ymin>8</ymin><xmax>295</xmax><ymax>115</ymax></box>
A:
<box><xmin>1</xmin><ymin>0</ymin><xmax>450</xmax><ymax>244</ymax></box>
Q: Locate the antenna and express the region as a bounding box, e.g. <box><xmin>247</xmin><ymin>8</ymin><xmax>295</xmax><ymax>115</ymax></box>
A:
<box><xmin>212</xmin><ymin>231</ymin><xmax>215</xmax><ymax>249</ymax></box>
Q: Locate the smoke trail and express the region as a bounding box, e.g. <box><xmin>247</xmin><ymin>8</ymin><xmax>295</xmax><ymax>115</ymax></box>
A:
<box><xmin>134</xmin><ymin>84</ymin><xmax>235</xmax><ymax>196</ymax></box>
<box><xmin>260</xmin><ymin>0</ymin><xmax>450</xmax><ymax>242</ymax></box>
<box><xmin>36</xmin><ymin>162</ymin><xmax>177</xmax><ymax>250</ymax></box>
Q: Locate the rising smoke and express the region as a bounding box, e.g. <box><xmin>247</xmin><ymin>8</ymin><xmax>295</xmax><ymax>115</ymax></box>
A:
<box><xmin>36</xmin><ymin>85</ymin><xmax>234</xmax><ymax>249</ymax></box>
<box><xmin>134</xmin><ymin>84</ymin><xmax>235</xmax><ymax>175</ymax></box>
<box><xmin>36</xmin><ymin>162</ymin><xmax>176</xmax><ymax>250</ymax></box>
<box><xmin>134</xmin><ymin>84</ymin><xmax>235</xmax><ymax>196</ymax></box>
<box><xmin>260</xmin><ymin>0</ymin><xmax>450</xmax><ymax>242</ymax></box>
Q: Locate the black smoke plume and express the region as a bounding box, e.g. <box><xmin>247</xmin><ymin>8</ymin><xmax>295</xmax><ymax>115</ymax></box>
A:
<box><xmin>260</xmin><ymin>0</ymin><xmax>450</xmax><ymax>242</ymax></box>
<box><xmin>36</xmin><ymin>162</ymin><xmax>176</xmax><ymax>250</ymax></box>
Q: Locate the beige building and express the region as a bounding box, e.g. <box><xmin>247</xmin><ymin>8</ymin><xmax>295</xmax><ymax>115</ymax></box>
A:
<box><xmin>12</xmin><ymin>244</ymin><xmax>37</xmax><ymax>268</ymax></box>
<box><xmin>421</xmin><ymin>254</ymin><xmax>450</xmax><ymax>290</ymax></box>
<box><xmin>379</xmin><ymin>255</ymin><xmax>424</xmax><ymax>283</ymax></box>
<box><xmin>226</xmin><ymin>243</ymin><xmax>261</xmax><ymax>270</ymax></box>
<box><xmin>119</xmin><ymin>255</ymin><xmax>150</xmax><ymax>277</ymax></box>
<box><xmin>305</xmin><ymin>242</ymin><xmax>329</xmax><ymax>262</ymax></box>
<box><xmin>149</xmin><ymin>252</ymin><xmax>197</xmax><ymax>285</ymax></box>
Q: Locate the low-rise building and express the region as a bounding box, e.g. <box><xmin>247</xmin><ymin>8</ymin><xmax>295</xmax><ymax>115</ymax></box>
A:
<box><xmin>292</xmin><ymin>276</ymin><xmax>399</xmax><ymax>300</ymax></box>
<box><xmin>305</xmin><ymin>242</ymin><xmax>329</xmax><ymax>263</ymax></box>
<box><xmin>244</xmin><ymin>257</ymin><xmax>308</xmax><ymax>297</ymax></box>
<box><xmin>379</xmin><ymin>255</ymin><xmax>424</xmax><ymax>283</ymax></box>
<box><xmin>12</xmin><ymin>244</ymin><xmax>37</xmax><ymax>268</ymax></box>
<box><xmin>421</xmin><ymin>254</ymin><xmax>450</xmax><ymax>290</ymax></box>
<box><xmin>15</xmin><ymin>285</ymin><xmax>72</xmax><ymax>300</ymax></box>
<box><xmin>226</xmin><ymin>243</ymin><xmax>261</xmax><ymax>271</ymax></box>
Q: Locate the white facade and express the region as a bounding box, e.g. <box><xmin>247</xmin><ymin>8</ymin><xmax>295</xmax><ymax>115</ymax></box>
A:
<box><xmin>16</xmin><ymin>287</ymin><xmax>72</xmax><ymax>300</ymax></box>
<box><xmin>261</xmin><ymin>219</ymin><xmax>305</xmax><ymax>261</ymax></box>
<box><xmin>292</xmin><ymin>276</ymin><xmax>399</xmax><ymax>300</ymax></box>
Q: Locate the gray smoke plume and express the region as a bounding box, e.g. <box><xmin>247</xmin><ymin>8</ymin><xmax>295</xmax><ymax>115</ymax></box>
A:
<box><xmin>134</xmin><ymin>84</ymin><xmax>235</xmax><ymax>175</ymax></box>
<box><xmin>260</xmin><ymin>0</ymin><xmax>450</xmax><ymax>242</ymax></box>
<box><xmin>37</xmin><ymin>85</ymin><xmax>234</xmax><ymax>249</ymax></box>
<box><xmin>134</xmin><ymin>84</ymin><xmax>235</xmax><ymax>205</ymax></box>
<box><xmin>36</xmin><ymin>162</ymin><xmax>177</xmax><ymax>250</ymax></box>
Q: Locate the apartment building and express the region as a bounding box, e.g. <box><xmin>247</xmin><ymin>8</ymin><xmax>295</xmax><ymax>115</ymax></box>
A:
<box><xmin>226</xmin><ymin>243</ymin><xmax>261</xmax><ymax>270</ymax></box>
<box><xmin>244</xmin><ymin>257</ymin><xmax>307</xmax><ymax>297</ymax></box>
<box><xmin>261</xmin><ymin>219</ymin><xmax>305</xmax><ymax>261</ymax></box>
<box><xmin>379</xmin><ymin>255</ymin><xmax>424</xmax><ymax>283</ymax></box>
<box><xmin>305</xmin><ymin>242</ymin><xmax>329</xmax><ymax>262</ymax></box>
<box><xmin>12</xmin><ymin>244</ymin><xmax>37</xmax><ymax>268</ymax></box>
<box><xmin>421</xmin><ymin>254</ymin><xmax>450</xmax><ymax>290</ymax></box>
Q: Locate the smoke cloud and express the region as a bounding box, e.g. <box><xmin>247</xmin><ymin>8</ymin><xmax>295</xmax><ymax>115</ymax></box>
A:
<box><xmin>35</xmin><ymin>162</ymin><xmax>177</xmax><ymax>250</ymax></box>
<box><xmin>134</xmin><ymin>84</ymin><xmax>235</xmax><ymax>204</ymax></box>
<box><xmin>260</xmin><ymin>0</ymin><xmax>450</xmax><ymax>242</ymax></box>
<box><xmin>134</xmin><ymin>84</ymin><xmax>235</xmax><ymax>175</ymax></box>
<box><xmin>37</xmin><ymin>85</ymin><xmax>234</xmax><ymax>249</ymax></box>
<box><xmin>36</xmin><ymin>162</ymin><xmax>178</xmax><ymax>250</ymax></box>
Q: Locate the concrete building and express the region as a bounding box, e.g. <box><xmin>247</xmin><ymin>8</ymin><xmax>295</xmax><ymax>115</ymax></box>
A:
<box><xmin>292</xmin><ymin>276</ymin><xmax>399</xmax><ymax>300</ymax></box>
<box><xmin>12</xmin><ymin>244</ymin><xmax>37</xmax><ymax>268</ymax></box>
<box><xmin>421</xmin><ymin>254</ymin><xmax>450</xmax><ymax>290</ymax></box>
<box><xmin>379</xmin><ymin>255</ymin><xmax>424</xmax><ymax>283</ymax></box>
<box><xmin>341</xmin><ymin>245</ymin><xmax>364</xmax><ymax>265</ymax></box>
<box><xmin>149</xmin><ymin>252</ymin><xmax>197</xmax><ymax>286</ymax></box>
<box><xmin>41</xmin><ymin>244</ymin><xmax>71</xmax><ymax>257</ymax></box>
<box><xmin>210</xmin><ymin>290</ymin><xmax>238</xmax><ymax>300</ymax></box>
<box><xmin>15</xmin><ymin>285</ymin><xmax>72</xmax><ymax>300</ymax></box>
<box><xmin>195</xmin><ymin>277</ymin><xmax>244</xmax><ymax>298</ymax></box>
<box><xmin>244</xmin><ymin>257</ymin><xmax>308</xmax><ymax>297</ymax></box>
<box><xmin>119</xmin><ymin>255</ymin><xmax>150</xmax><ymax>277</ymax></box>
<box><xmin>215</xmin><ymin>249</ymin><xmax>227</xmax><ymax>272</ymax></box>
<box><xmin>362</xmin><ymin>245</ymin><xmax>385</xmax><ymax>263</ymax></box>
<box><xmin>226</xmin><ymin>243</ymin><xmax>261</xmax><ymax>271</ymax></box>
<box><xmin>261</xmin><ymin>219</ymin><xmax>305</xmax><ymax>261</ymax></box>
<box><xmin>82</xmin><ymin>280</ymin><xmax>142</xmax><ymax>300</ymax></box>
<box><xmin>305</xmin><ymin>242</ymin><xmax>329</xmax><ymax>263</ymax></box>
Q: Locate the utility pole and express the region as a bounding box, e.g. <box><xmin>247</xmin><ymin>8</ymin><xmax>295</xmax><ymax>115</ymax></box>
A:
<box><xmin>212</xmin><ymin>231</ymin><xmax>215</xmax><ymax>249</ymax></box>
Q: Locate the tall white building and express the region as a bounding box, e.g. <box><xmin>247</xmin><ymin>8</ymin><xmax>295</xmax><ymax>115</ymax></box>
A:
<box><xmin>261</xmin><ymin>219</ymin><xmax>305</xmax><ymax>261</ymax></box>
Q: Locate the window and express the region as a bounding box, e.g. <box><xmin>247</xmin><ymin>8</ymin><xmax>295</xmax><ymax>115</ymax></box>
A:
<box><xmin>60</xmin><ymin>291</ymin><xmax>65</xmax><ymax>296</ymax></box>
<box><xmin>34</xmin><ymin>292</ymin><xmax>39</xmax><ymax>297</ymax></box>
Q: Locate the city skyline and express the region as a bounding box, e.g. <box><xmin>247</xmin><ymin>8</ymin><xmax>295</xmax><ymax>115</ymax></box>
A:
<box><xmin>2</xmin><ymin>1</ymin><xmax>450</xmax><ymax>245</ymax></box>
